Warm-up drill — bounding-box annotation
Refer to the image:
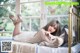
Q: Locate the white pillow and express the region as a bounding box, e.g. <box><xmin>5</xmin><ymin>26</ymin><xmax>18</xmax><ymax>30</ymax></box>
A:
<box><xmin>65</xmin><ymin>28</ymin><xmax>75</xmax><ymax>37</ymax></box>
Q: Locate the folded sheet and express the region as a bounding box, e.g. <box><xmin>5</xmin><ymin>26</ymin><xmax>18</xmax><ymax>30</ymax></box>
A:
<box><xmin>10</xmin><ymin>41</ymin><xmax>37</xmax><ymax>53</ymax></box>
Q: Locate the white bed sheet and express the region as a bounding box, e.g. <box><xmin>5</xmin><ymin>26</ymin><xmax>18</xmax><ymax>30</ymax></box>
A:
<box><xmin>36</xmin><ymin>43</ymin><xmax>80</xmax><ymax>53</ymax></box>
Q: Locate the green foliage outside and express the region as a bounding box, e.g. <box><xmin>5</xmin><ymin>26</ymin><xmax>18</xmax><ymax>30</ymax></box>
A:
<box><xmin>0</xmin><ymin>0</ymin><xmax>9</xmax><ymax>17</ymax></box>
<box><xmin>0</xmin><ymin>0</ymin><xmax>9</xmax><ymax>4</ymax></box>
<box><xmin>0</xmin><ymin>0</ymin><xmax>15</xmax><ymax>37</ymax></box>
<box><xmin>0</xmin><ymin>7</ymin><xmax>9</xmax><ymax>17</ymax></box>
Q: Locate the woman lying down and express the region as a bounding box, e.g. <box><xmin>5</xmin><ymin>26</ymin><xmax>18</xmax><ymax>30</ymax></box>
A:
<box><xmin>9</xmin><ymin>14</ymin><xmax>66</xmax><ymax>48</ymax></box>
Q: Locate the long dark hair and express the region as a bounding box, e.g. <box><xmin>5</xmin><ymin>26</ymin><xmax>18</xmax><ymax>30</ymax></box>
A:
<box><xmin>43</xmin><ymin>20</ymin><xmax>61</xmax><ymax>36</ymax></box>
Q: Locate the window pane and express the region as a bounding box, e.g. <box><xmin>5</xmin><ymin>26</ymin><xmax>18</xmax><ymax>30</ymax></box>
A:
<box><xmin>31</xmin><ymin>18</ymin><xmax>40</xmax><ymax>31</ymax></box>
<box><xmin>21</xmin><ymin>2</ymin><xmax>41</xmax><ymax>16</ymax></box>
<box><xmin>5</xmin><ymin>0</ymin><xmax>15</xmax><ymax>4</ymax></box>
<box><xmin>44</xmin><ymin>0</ymin><xmax>70</xmax><ymax>1</ymax></box>
<box><xmin>45</xmin><ymin>5</ymin><xmax>69</xmax><ymax>15</ymax></box>
<box><xmin>7</xmin><ymin>5</ymin><xmax>16</xmax><ymax>13</ymax></box>
<box><xmin>0</xmin><ymin>0</ymin><xmax>15</xmax><ymax>5</ymax></box>
<box><xmin>0</xmin><ymin>4</ymin><xmax>15</xmax><ymax>31</ymax></box>
<box><xmin>5</xmin><ymin>21</ymin><xmax>14</xmax><ymax>31</ymax></box>
<box><xmin>47</xmin><ymin>17</ymin><xmax>58</xmax><ymax>23</ymax></box>
<box><xmin>60</xmin><ymin>17</ymin><xmax>68</xmax><ymax>27</ymax></box>
<box><xmin>20</xmin><ymin>0</ymin><xmax>28</xmax><ymax>3</ymax></box>
<box><xmin>44</xmin><ymin>0</ymin><xmax>55</xmax><ymax>1</ymax></box>
<box><xmin>20</xmin><ymin>0</ymin><xmax>40</xmax><ymax>2</ymax></box>
<box><xmin>0</xmin><ymin>3</ymin><xmax>16</xmax><ymax>17</ymax></box>
<box><xmin>0</xmin><ymin>17</ymin><xmax>14</xmax><ymax>31</ymax></box>
<box><xmin>0</xmin><ymin>33</ymin><xmax>12</xmax><ymax>37</ymax></box>
<box><xmin>47</xmin><ymin>17</ymin><xmax>68</xmax><ymax>27</ymax></box>
<box><xmin>21</xmin><ymin>18</ymin><xmax>30</xmax><ymax>31</ymax></box>
<box><xmin>29</xmin><ymin>0</ymin><xmax>40</xmax><ymax>1</ymax></box>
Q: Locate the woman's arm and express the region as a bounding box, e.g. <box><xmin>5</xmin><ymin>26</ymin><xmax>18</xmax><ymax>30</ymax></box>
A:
<box><xmin>41</xmin><ymin>29</ymin><xmax>55</xmax><ymax>44</ymax></box>
<box><xmin>46</xmin><ymin>33</ymin><xmax>64</xmax><ymax>46</ymax></box>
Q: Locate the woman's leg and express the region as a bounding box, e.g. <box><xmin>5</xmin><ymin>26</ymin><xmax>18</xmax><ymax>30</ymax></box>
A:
<box><xmin>9</xmin><ymin>15</ymin><xmax>22</xmax><ymax>37</ymax></box>
<box><xmin>13</xmin><ymin>23</ymin><xmax>21</xmax><ymax>36</ymax></box>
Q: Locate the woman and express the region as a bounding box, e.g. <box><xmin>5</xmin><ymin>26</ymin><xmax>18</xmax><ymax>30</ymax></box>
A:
<box><xmin>9</xmin><ymin>14</ymin><xmax>64</xmax><ymax>48</ymax></box>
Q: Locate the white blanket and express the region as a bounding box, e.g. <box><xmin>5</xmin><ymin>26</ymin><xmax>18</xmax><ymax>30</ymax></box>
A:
<box><xmin>9</xmin><ymin>41</ymin><xmax>37</xmax><ymax>53</ymax></box>
<box><xmin>9</xmin><ymin>42</ymin><xmax>80</xmax><ymax>53</ymax></box>
<box><xmin>36</xmin><ymin>43</ymin><xmax>80</xmax><ymax>53</ymax></box>
<box><xmin>36</xmin><ymin>46</ymin><xmax>68</xmax><ymax>53</ymax></box>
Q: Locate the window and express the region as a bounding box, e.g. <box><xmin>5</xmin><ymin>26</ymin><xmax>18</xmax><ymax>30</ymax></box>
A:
<box><xmin>21</xmin><ymin>18</ymin><xmax>30</xmax><ymax>31</ymax></box>
<box><xmin>44</xmin><ymin>0</ymin><xmax>70</xmax><ymax>1</ymax></box>
<box><xmin>45</xmin><ymin>5</ymin><xmax>69</xmax><ymax>15</ymax></box>
<box><xmin>60</xmin><ymin>17</ymin><xmax>68</xmax><ymax>27</ymax></box>
<box><xmin>20</xmin><ymin>0</ymin><xmax>70</xmax><ymax>31</ymax></box>
<box><xmin>46</xmin><ymin>15</ymin><xmax>68</xmax><ymax>27</ymax></box>
<box><xmin>31</xmin><ymin>18</ymin><xmax>40</xmax><ymax>31</ymax></box>
<box><xmin>45</xmin><ymin>5</ymin><xmax>69</xmax><ymax>28</ymax></box>
<box><xmin>21</xmin><ymin>2</ymin><xmax>41</xmax><ymax>16</ymax></box>
<box><xmin>0</xmin><ymin>0</ymin><xmax>15</xmax><ymax>37</ymax></box>
<box><xmin>20</xmin><ymin>0</ymin><xmax>41</xmax><ymax>31</ymax></box>
<box><xmin>20</xmin><ymin>0</ymin><xmax>40</xmax><ymax>2</ymax></box>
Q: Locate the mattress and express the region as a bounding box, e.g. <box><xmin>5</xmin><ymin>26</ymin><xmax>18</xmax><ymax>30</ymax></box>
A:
<box><xmin>36</xmin><ymin>43</ymin><xmax>80</xmax><ymax>53</ymax></box>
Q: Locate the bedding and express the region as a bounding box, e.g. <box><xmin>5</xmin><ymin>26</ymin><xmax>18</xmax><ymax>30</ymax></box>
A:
<box><xmin>0</xmin><ymin>31</ymin><xmax>79</xmax><ymax>53</ymax></box>
<box><xmin>36</xmin><ymin>43</ymin><xmax>80</xmax><ymax>53</ymax></box>
<box><xmin>9</xmin><ymin>41</ymin><xmax>80</xmax><ymax>53</ymax></box>
<box><xmin>9</xmin><ymin>31</ymin><xmax>79</xmax><ymax>53</ymax></box>
<box><xmin>9</xmin><ymin>41</ymin><xmax>37</xmax><ymax>53</ymax></box>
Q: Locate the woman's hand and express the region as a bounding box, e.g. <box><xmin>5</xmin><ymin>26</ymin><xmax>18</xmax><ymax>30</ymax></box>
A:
<box><xmin>45</xmin><ymin>31</ymin><xmax>56</xmax><ymax>43</ymax></box>
<box><xmin>45</xmin><ymin>31</ymin><xmax>51</xmax><ymax>40</ymax></box>
<box><xmin>45</xmin><ymin>31</ymin><xmax>50</xmax><ymax>36</ymax></box>
<box><xmin>45</xmin><ymin>31</ymin><xmax>55</xmax><ymax>40</ymax></box>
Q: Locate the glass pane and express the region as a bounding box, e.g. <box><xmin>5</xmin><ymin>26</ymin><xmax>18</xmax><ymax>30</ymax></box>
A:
<box><xmin>0</xmin><ymin>18</ymin><xmax>14</xmax><ymax>31</ymax></box>
<box><xmin>47</xmin><ymin>17</ymin><xmax>68</xmax><ymax>27</ymax></box>
<box><xmin>7</xmin><ymin>5</ymin><xmax>16</xmax><ymax>13</ymax></box>
<box><xmin>44</xmin><ymin>0</ymin><xmax>56</xmax><ymax>1</ymax></box>
<box><xmin>60</xmin><ymin>17</ymin><xmax>68</xmax><ymax>27</ymax></box>
<box><xmin>45</xmin><ymin>5</ymin><xmax>69</xmax><ymax>15</ymax></box>
<box><xmin>20</xmin><ymin>0</ymin><xmax>28</xmax><ymax>3</ymax></box>
<box><xmin>0</xmin><ymin>5</ymin><xmax>15</xmax><ymax>17</ymax></box>
<box><xmin>29</xmin><ymin>0</ymin><xmax>40</xmax><ymax>1</ymax></box>
<box><xmin>21</xmin><ymin>2</ymin><xmax>41</xmax><ymax>16</ymax></box>
<box><xmin>0</xmin><ymin>0</ymin><xmax>15</xmax><ymax>5</ymax></box>
<box><xmin>44</xmin><ymin>0</ymin><xmax>70</xmax><ymax>1</ymax></box>
<box><xmin>20</xmin><ymin>0</ymin><xmax>40</xmax><ymax>2</ymax></box>
<box><xmin>31</xmin><ymin>18</ymin><xmax>40</xmax><ymax>31</ymax></box>
<box><xmin>0</xmin><ymin>4</ymin><xmax>15</xmax><ymax>31</ymax></box>
<box><xmin>47</xmin><ymin>17</ymin><xmax>58</xmax><ymax>23</ymax></box>
<box><xmin>21</xmin><ymin>18</ymin><xmax>30</xmax><ymax>31</ymax></box>
<box><xmin>5</xmin><ymin>21</ymin><xmax>14</xmax><ymax>31</ymax></box>
<box><xmin>0</xmin><ymin>33</ymin><xmax>12</xmax><ymax>37</ymax></box>
<box><xmin>5</xmin><ymin>0</ymin><xmax>15</xmax><ymax>4</ymax></box>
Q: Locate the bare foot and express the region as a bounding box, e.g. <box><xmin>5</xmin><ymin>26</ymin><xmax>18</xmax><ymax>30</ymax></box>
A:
<box><xmin>9</xmin><ymin>14</ymin><xmax>22</xmax><ymax>25</ymax></box>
